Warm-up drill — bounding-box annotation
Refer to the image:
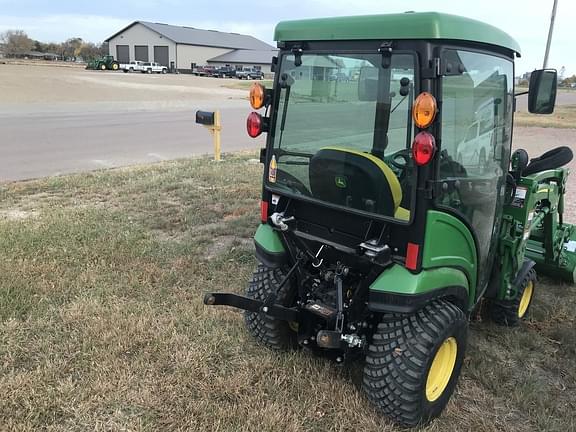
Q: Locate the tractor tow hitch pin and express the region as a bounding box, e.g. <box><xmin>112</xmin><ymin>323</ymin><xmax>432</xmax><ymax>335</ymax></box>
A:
<box><xmin>270</xmin><ymin>212</ymin><xmax>295</xmax><ymax>231</ymax></box>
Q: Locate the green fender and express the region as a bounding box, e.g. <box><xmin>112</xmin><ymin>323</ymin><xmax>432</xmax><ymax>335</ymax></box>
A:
<box><xmin>368</xmin><ymin>264</ymin><xmax>470</xmax><ymax>313</ymax></box>
<box><xmin>421</xmin><ymin>210</ymin><xmax>478</xmax><ymax>308</ymax></box>
<box><xmin>254</xmin><ymin>224</ymin><xmax>287</xmax><ymax>267</ymax></box>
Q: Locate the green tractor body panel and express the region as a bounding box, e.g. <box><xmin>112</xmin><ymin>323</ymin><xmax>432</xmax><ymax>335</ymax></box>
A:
<box><xmin>254</xmin><ymin>224</ymin><xmax>285</xmax><ymax>254</ymax></box>
<box><xmin>421</xmin><ymin>210</ymin><xmax>478</xmax><ymax>307</ymax></box>
<box><xmin>274</xmin><ymin>12</ymin><xmax>521</xmax><ymax>54</ymax></box>
<box><xmin>370</xmin><ymin>264</ymin><xmax>469</xmax><ymax>295</ymax></box>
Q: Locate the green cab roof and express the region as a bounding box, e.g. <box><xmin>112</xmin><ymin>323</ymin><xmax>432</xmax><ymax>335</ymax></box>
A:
<box><xmin>274</xmin><ymin>12</ymin><xmax>521</xmax><ymax>55</ymax></box>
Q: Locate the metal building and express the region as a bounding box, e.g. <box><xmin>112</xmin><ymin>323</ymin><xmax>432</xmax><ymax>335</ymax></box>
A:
<box><xmin>105</xmin><ymin>21</ymin><xmax>276</xmax><ymax>73</ymax></box>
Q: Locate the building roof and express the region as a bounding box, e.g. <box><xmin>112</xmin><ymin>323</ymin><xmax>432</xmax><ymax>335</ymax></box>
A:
<box><xmin>208</xmin><ymin>49</ymin><xmax>278</xmax><ymax>64</ymax></box>
<box><xmin>274</xmin><ymin>12</ymin><xmax>521</xmax><ymax>55</ymax></box>
<box><xmin>106</xmin><ymin>21</ymin><xmax>275</xmax><ymax>51</ymax></box>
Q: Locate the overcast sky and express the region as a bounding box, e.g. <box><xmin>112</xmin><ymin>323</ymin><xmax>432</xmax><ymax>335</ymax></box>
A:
<box><xmin>0</xmin><ymin>0</ymin><xmax>573</xmax><ymax>76</ymax></box>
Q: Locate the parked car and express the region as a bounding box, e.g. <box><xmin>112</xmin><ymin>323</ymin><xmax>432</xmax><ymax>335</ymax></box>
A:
<box><xmin>192</xmin><ymin>65</ymin><xmax>216</xmax><ymax>76</ymax></box>
<box><xmin>328</xmin><ymin>72</ymin><xmax>350</xmax><ymax>81</ymax></box>
<box><xmin>121</xmin><ymin>61</ymin><xmax>146</xmax><ymax>73</ymax></box>
<box><xmin>141</xmin><ymin>62</ymin><xmax>168</xmax><ymax>74</ymax></box>
<box><xmin>236</xmin><ymin>68</ymin><xmax>264</xmax><ymax>80</ymax></box>
<box><xmin>211</xmin><ymin>67</ymin><xmax>237</xmax><ymax>78</ymax></box>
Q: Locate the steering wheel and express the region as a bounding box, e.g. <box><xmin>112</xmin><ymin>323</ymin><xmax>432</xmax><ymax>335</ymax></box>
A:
<box><xmin>388</xmin><ymin>149</ymin><xmax>411</xmax><ymax>170</ymax></box>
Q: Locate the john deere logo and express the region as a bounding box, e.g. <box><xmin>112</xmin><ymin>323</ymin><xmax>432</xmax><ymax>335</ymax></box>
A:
<box><xmin>335</xmin><ymin>176</ymin><xmax>347</xmax><ymax>188</ymax></box>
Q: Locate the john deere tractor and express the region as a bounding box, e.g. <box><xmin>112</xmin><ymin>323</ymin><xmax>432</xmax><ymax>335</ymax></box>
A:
<box><xmin>86</xmin><ymin>55</ymin><xmax>119</xmax><ymax>71</ymax></box>
<box><xmin>204</xmin><ymin>12</ymin><xmax>575</xmax><ymax>426</ymax></box>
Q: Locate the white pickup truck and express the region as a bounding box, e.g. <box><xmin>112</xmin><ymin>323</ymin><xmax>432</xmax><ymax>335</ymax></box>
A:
<box><xmin>141</xmin><ymin>62</ymin><xmax>168</xmax><ymax>74</ymax></box>
<box><xmin>121</xmin><ymin>61</ymin><xmax>146</xmax><ymax>73</ymax></box>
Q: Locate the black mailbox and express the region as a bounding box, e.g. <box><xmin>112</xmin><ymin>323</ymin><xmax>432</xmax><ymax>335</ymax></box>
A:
<box><xmin>196</xmin><ymin>110</ymin><xmax>215</xmax><ymax>126</ymax></box>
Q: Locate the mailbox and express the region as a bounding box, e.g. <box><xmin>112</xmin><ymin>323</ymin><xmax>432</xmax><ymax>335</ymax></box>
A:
<box><xmin>195</xmin><ymin>109</ymin><xmax>222</xmax><ymax>161</ymax></box>
<box><xmin>196</xmin><ymin>110</ymin><xmax>215</xmax><ymax>126</ymax></box>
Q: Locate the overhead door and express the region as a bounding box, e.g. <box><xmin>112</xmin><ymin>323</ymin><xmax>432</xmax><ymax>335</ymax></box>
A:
<box><xmin>154</xmin><ymin>46</ymin><xmax>169</xmax><ymax>67</ymax></box>
<box><xmin>134</xmin><ymin>45</ymin><xmax>149</xmax><ymax>62</ymax></box>
<box><xmin>116</xmin><ymin>45</ymin><xmax>129</xmax><ymax>63</ymax></box>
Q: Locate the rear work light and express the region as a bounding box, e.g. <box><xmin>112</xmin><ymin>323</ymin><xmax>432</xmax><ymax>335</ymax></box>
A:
<box><xmin>412</xmin><ymin>131</ymin><xmax>436</xmax><ymax>166</ymax></box>
<box><xmin>412</xmin><ymin>92</ymin><xmax>438</xmax><ymax>129</ymax></box>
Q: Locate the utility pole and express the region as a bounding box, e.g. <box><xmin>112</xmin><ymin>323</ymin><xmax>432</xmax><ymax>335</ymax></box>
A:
<box><xmin>543</xmin><ymin>0</ymin><xmax>559</xmax><ymax>68</ymax></box>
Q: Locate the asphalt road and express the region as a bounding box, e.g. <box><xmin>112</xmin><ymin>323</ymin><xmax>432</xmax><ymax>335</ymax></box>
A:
<box><xmin>0</xmin><ymin>91</ymin><xmax>573</xmax><ymax>182</ymax></box>
<box><xmin>0</xmin><ymin>105</ymin><xmax>265</xmax><ymax>181</ymax></box>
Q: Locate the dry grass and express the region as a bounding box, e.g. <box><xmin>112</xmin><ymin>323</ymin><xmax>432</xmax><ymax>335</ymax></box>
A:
<box><xmin>515</xmin><ymin>105</ymin><xmax>576</xmax><ymax>129</ymax></box>
<box><xmin>221</xmin><ymin>80</ymin><xmax>274</xmax><ymax>90</ymax></box>
<box><xmin>0</xmin><ymin>152</ymin><xmax>575</xmax><ymax>431</ymax></box>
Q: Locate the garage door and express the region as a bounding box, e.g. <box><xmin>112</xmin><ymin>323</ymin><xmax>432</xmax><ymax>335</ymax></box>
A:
<box><xmin>134</xmin><ymin>45</ymin><xmax>149</xmax><ymax>62</ymax></box>
<box><xmin>116</xmin><ymin>45</ymin><xmax>129</xmax><ymax>63</ymax></box>
<box><xmin>154</xmin><ymin>46</ymin><xmax>169</xmax><ymax>67</ymax></box>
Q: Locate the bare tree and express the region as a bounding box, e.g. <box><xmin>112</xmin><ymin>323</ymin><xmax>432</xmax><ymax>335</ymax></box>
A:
<box><xmin>1</xmin><ymin>30</ymin><xmax>34</xmax><ymax>56</ymax></box>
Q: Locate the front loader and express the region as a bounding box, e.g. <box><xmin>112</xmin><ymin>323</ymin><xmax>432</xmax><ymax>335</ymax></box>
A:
<box><xmin>203</xmin><ymin>12</ymin><xmax>575</xmax><ymax>426</ymax></box>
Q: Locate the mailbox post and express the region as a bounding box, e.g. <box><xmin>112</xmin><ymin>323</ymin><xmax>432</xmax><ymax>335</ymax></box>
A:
<box><xmin>195</xmin><ymin>110</ymin><xmax>222</xmax><ymax>161</ymax></box>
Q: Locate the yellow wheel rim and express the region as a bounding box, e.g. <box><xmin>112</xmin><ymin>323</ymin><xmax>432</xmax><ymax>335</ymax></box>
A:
<box><xmin>426</xmin><ymin>337</ymin><xmax>458</xmax><ymax>402</ymax></box>
<box><xmin>518</xmin><ymin>281</ymin><xmax>534</xmax><ymax>318</ymax></box>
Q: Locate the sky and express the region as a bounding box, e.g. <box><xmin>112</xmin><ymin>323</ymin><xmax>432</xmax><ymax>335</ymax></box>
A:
<box><xmin>0</xmin><ymin>0</ymin><xmax>573</xmax><ymax>77</ymax></box>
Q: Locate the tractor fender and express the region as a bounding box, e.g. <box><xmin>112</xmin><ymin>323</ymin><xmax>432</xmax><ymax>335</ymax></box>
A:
<box><xmin>254</xmin><ymin>223</ymin><xmax>288</xmax><ymax>268</ymax></box>
<box><xmin>368</xmin><ymin>264</ymin><xmax>470</xmax><ymax>314</ymax></box>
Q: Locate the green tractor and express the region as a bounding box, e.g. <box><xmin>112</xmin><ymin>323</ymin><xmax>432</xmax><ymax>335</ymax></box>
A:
<box><xmin>86</xmin><ymin>55</ymin><xmax>120</xmax><ymax>71</ymax></box>
<box><xmin>204</xmin><ymin>12</ymin><xmax>575</xmax><ymax>426</ymax></box>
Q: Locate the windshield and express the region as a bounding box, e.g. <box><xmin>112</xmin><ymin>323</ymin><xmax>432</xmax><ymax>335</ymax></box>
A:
<box><xmin>267</xmin><ymin>52</ymin><xmax>416</xmax><ymax>222</ymax></box>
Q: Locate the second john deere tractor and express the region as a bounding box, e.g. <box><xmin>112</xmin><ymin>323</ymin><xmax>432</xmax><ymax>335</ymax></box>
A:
<box><xmin>204</xmin><ymin>12</ymin><xmax>575</xmax><ymax>426</ymax></box>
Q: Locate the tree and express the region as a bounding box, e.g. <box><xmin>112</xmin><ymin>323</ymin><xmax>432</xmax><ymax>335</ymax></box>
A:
<box><xmin>61</xmin><ymin>37</ymin><xmax>83</xmax><ymax>60</ymax></box>
<box><xmin>0</xmin><ymin>30</ymin><xmax>34</xmax><ymax>56</ymax></box>
<box><xmin>78</xmin><ymin>42</ymin><xmax>104</xmax><ymax>61</ymax></box>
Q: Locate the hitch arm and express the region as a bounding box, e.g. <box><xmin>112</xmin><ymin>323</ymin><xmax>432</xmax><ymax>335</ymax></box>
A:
<box><xmin>203</xmin><ymin>292</ymin><xmax>301</xmax><ymax>322</ymax></box>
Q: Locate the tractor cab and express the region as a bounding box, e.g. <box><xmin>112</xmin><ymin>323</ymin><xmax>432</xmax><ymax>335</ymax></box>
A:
<box><xmin>204</xmin><ymin>12</ymin><xmax>571</xmax><ymax>427</ymax></box>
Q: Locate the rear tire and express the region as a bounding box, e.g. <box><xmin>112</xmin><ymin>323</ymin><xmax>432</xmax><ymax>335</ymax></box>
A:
<box><xmin>363</xmin><ymin>300</ymin><xmax>468</xmax><ymax>427</ymax></box>
<box><xmin>490</xmin><ymin>269</ymin><xmax>536</xmax><ymax>327</ymax></box>
<box><xmin>244</xmin><ymin>263</ymin><xmax>297</xmax><ymax>350</ymax></box>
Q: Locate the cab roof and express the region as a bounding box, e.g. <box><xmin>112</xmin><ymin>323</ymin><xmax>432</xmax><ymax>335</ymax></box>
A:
<box><xmin>274</xmin><ymin>12</ymin><xmax>521</xmax><ymax>55</ymax></box>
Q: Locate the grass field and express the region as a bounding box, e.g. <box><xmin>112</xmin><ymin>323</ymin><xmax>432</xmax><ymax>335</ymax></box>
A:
<box><xmin>223</xmin><ymin>80</ymin><xmax>274</xmax><ymax>90</ymax></box>
<box><xmin>515</xmin><ymin>104</ymin><xmax>576</xmax><ymax>128</ymax></box>
<box><xmin>0</xmin><ymin>152</ymin><xmax>575</xmax><ymax>431</ymax></box>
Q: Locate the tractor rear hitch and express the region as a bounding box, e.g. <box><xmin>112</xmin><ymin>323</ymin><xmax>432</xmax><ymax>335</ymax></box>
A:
<box><xmin>203</xmin><ymin>292</ymin><xmax>301</xmax><ymax>322</ymax></box>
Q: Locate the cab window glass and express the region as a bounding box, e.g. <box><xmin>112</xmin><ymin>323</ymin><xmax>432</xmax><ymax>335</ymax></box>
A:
<box><xmin>438</xmin><ymin>50</ymin><xmax>513</xmax><ymax>286</ymax></box>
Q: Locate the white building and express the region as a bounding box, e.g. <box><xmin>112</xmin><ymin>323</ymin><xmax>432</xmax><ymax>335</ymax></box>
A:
<box><xmin>105</xmin><ymin>21</ymin><xmax>277</xmax><ymax>73</ymax></box>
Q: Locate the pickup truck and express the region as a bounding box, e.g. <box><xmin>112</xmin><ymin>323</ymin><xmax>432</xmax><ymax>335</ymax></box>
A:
<box><xmin>121</xmin><ymin>61</ymin><xmax>146</xmax><ymax>73</ymax></box>
<box><xmin>236</xmin><ymin>68</ymin><xmax>264</xmax><ymax>80</ymax></box>
<box><xmin>141</xmin><ymin>62</ymin><xmax>168</xmax><ymax>74</ymax></box>
<box><xmin>211</xmin><ymin>67</ymin><xmax>237</xmax><ymax>78</ymax></box>
<box><xmin>192</xmin><ymin>66</ymin><xmax>216</xmax><ymax>76</ymax></box>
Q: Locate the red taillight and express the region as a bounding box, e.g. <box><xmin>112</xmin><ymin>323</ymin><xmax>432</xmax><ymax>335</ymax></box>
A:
<box><xmin>260</xmin><ymin>200</ymin><xmax>269</xmax><ymax>222</ymax></box>
<box><xmin>406</xmin><ymin>242</ymin><xmax>420</xmax><ymax>270</ymax></box>
<box><xmin>247</xmin><ymin>112</ymin><xmax>263</xmax><ymax>138</ymax></box>
<box><xmin>412</xmin><ymin>131</ymin><xmax>436</xmax><ymax>166</ymax></box>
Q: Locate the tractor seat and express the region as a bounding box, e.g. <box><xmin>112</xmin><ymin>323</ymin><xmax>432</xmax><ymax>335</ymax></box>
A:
<box><xmin>309</xmin><ymin>147</ymin><xmax>409</xmax><ymax>220</ymax></box>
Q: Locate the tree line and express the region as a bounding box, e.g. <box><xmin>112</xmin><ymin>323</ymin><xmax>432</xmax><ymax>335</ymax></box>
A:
<box><xmin>0</xmin><ymin>30</ymin><xmax>107</xmax><ymax>61</ymax></box>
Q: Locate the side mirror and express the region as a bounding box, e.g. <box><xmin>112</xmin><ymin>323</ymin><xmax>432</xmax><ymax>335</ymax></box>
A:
<box><xmin>528</xmin><ymin>69</ymin><xmax>557</xmax><ymax>114</ymax></box>
<box><xmin>358</xmin><ymin>66</ymin><xmax>378</xmax><ymax>101</ymax></box>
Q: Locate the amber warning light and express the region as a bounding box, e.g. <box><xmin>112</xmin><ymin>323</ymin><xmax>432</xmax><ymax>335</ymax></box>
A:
<box><xmin>250</xmin><ymin>83</ymin><xmax>266</xmax><ymax>110</ymax></box>
<box><xmin>412</xmin><ymin>92</ymin><xmax>437</xmax><ymax>129</ymax></box>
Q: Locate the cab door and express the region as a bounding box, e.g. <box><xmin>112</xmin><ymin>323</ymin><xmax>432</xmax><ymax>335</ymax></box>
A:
<box><xmin>436</xmin><ymin>48</ymin><xmax>514</xmax><ymax>294</ymax></box>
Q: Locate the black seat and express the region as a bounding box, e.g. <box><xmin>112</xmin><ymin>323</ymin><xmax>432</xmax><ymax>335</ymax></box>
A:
<box><xmin>523</xmin><ymin>146</ymin><xmax>573</xmax><ymax>176</ymax></box>
<box><xmin>309</xmin><ymin>147</ymin><xmax>405</xmax><ymax>218</ymax></box>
